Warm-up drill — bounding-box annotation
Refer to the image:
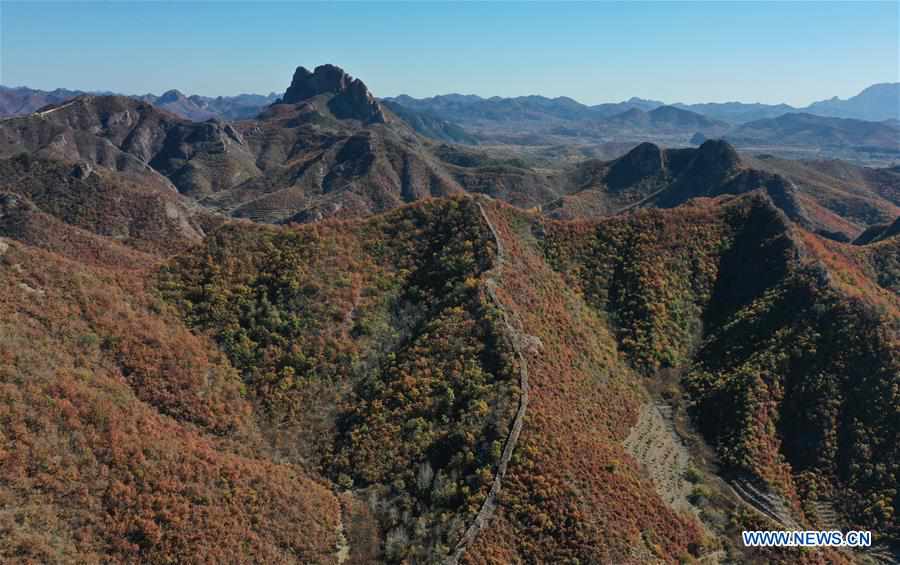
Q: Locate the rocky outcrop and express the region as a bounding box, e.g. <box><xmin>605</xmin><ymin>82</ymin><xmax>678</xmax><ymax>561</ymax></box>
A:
<box><xmin>282</xmin><ymin>64</ymin><xmax>385</xmax><ymax>123</ymax></box>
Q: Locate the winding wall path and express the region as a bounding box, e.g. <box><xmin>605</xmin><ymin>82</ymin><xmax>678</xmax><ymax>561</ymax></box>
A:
<box><xmin>445</xmin><ymin>200</ymin><xmax>531</xmax><ymax>565</ymax></box>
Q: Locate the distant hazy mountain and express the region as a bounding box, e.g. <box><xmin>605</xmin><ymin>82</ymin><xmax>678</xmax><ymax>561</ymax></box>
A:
<box><xmin>135</xmin><ymin>89</ymin><xmax>218</xmax><ymax>121</ymax></box>
<box><xmin>383</xmin><ymin>93</ymin><xmax>599</xmax><ymax>123</ymax></box>
<box><xmin>0</xmin><ymin>86</ymin><xmax>87</xmax><ymax>117</ymax></box>
<box><xmin>383</xmin><ymin>93</ymin><xmax>668</xmax><ymax>124</ymax></box>
<box><xmin>0</xmin><ymin>85</ymin><xmax>279</xmax><ymax>121</ymax></box>
<box><xmin>191</xmin><ymin>92</ymin><xmax>281</xmax><ymax>120</ymax></box>
<box><xmin>805</xmin><ymin>83</ymin><xmax>900</xmax><ymax>122</ymax></box>
<box><xmin>589</xmin><ymin>96</ymin><xmax>665</xmax><ymax>117</ymax></box>
<box><xmin>136</xmin><ymin>89</ymin><xmax>280</xmax><ymax>121</ymax></box>
<box><xmin>381</xmin><ymin>100</ymin><xmax>478</xmax><ymax>144</ymax></box>
<box><xmin>388</xmin><ymin>83</ymin><xmax>900</xmax><ymax>129</ymax></box>
<box><xmin>602</xmin><ymin>105</ymin><xmax>729</xmax><ymax>133</ymax></box>
<box><xmin>726</xmin><ymin>112</ymin><xmax>900</xmax><ymax>151</ymax></box>
<box><xmin>676</xmin><ymin>83</ymin><xmax>900</xmax><ymax>123</ymax></box>
<box><xmin>673</xmin><ymin>101</ymin><xmax>796</xmax><ymax>123</ymax></box>
<box><xmin>383</xmin><ymin>95</ymin><xmax>726</xmax><ymax>143</ymax></box>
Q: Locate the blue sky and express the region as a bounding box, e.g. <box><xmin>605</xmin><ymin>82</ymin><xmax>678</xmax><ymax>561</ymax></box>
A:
<box><xmin>1</xmin><ymin>1</ymin><xmax>897</xmax><ymax>106</ymax></box>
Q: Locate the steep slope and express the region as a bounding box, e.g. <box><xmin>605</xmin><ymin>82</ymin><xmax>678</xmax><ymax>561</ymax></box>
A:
<box><xmin>159</xmin><ymin>198</ymin><xmax>522</xmax><ymax>563</ymax></box>
<box><xmin>203</xmin><ymin>65</ymin><xmax>465</xmax><ymax>222</ymax></box>
<box><xmin>457</xmin><ymin>200</ymin><xmax>709</xmax><ymax>564</ymax></box>
<box><xmin>0</xmin><ymin>94</ymin><xmax>262</xmax><ymax>196</ymax></box>
<box><xmin>0</xmin><ymin>232</ymin><xmax>341</xmax><ymax>564</ymax></box>
<box><xmin>745</xmin><ymin>155</ymin><xmax>900</xmax><ymax>237</ymax></box>
<box><xmin>538</xmin><ymin>194</ymin><xmax>900</xmax><ymax>548</ymax></box>
<box><xmin>0</xmin><ymin>154</ymin><xmax>205</xmax><ymax>254</ymax></box>
<box><xmin>855</xmin><ymin>216</ymin><xmax>900</xmax><ymax>246</ymax></box>
<box><xmin>0</xmin><ymin>67</ymin><xmax>569</xmax><ymax>224</ymax></box>
<box><xmin>3</xmin><ymin>181</ymin><xmax>897</xmax><ymax>562</ymax></box>
<box><xmin>546</xmin><ymin>139</ymin><xmax>900</xmax><ymax>241</ymax></box>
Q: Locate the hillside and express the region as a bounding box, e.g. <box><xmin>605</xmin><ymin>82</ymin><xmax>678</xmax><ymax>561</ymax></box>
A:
<box><xmin>0</xmin><ymin>211</ymin><xmax>342</xmax><ymax>563</ymax></box>
<box><xmin>745</xmin><ymin>155</ymin><xmax>900</xmax><ymax>239</ymax></box>
<box><xmin>603</xmin><ymin>105</ymin><xmax>729</xmax><ymax>134</ymax></box>
<box><xmin>2</xmin><ymin>167</ymin><xmax>897</xmax><ymax>562</ymax></box>
<box><xmin>0</xmin><ymin>154</ymin><xmax>205</xmax><ymax>254</ymax></box>
<box><xmin>0</xmin><ymin>95</ymin><xmax>262</xmax><ymax>196</ymax></box>
<box><xmin>534</xmin><ymin>195</ymin><xmax>900</xmax><ymax>553</ymax></box>
<box><xmin>381</xmin><ymin>100</ymin><xmax>478</xmax><ymax>144</ymax></box>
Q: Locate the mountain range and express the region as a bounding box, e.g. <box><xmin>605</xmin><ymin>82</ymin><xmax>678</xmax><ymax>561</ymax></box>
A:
<box><xmin>3</xmin><ymin>81</ymin><xmax>899</xmax><ymax>165</ymax></box>
<box><xmin>1</xmin><ymin>64</ymin><xmax>898</xmax><ymax>564</ymax></box>
<box><xmin>0</xmin><ymin>85</ymin><xmax>280</xmax><ymax>122</ymax></box>
<box><xmin>384</xmin><ymin>86</ymin><xmax>900</xmax><ymax>158</ymax></box>
<box><xmin>2</xmin><ymin>65</ymin><xmax>895</xmax><ymax>240</ymax></box>
<box><xmin>387</xmin><ymin>82</ymin><xmax>900</xmax><ymax>125</ymax></box>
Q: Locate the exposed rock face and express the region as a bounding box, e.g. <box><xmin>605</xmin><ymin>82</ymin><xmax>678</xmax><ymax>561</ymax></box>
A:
<box><xmin>282</xmin><ymin>64</ymin><xmax>385</xmax><ymax>123</ymax></box>
<box><xmin>71</xmin><ymin>161</ymin><xmax>93</xmax><ymax>179</ymax></box>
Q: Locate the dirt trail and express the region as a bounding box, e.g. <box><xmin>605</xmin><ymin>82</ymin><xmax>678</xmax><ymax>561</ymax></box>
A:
<box><xmin>334</xmin><ymin>512</ymin><xmax>350</xmax><ymax>564</ymax></box>
<box><xmin>444</xmin><ymin>199</ymin><xmax>532</xmax><ymax>565</ymax></box>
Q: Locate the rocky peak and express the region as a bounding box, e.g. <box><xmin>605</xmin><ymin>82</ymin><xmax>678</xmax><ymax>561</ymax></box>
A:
<box><xmin>284</xmin><ymin>65</ymin><xmax>351</xmax><ymax>101</ymax></box>
<box><xmin>158</xmin><ymin>89</ymin><xmax>187</xmax><ymax>104</ymax></box>
<box><xmin>693</xmin><ymin>139</ymin><xmax>742</xmax><ymax>173</ymax></box>
<box><xmin>606</xmin><ymin>142</ymin><xmax>665</xmax><ymax>190</ymax></box>
<box><xmin>282</xmin><ymin>64</ymin><xmax>385</xmax><ymax>123</ymax></box>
